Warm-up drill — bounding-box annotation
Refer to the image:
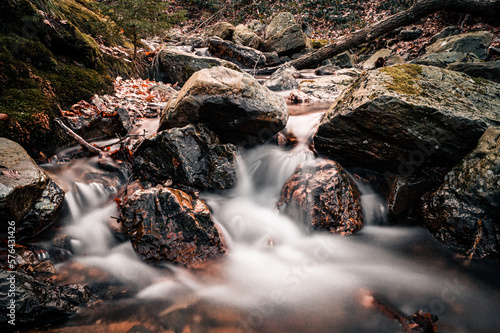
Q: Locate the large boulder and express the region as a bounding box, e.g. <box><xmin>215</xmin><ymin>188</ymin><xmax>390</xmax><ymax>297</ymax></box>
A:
<box><xmin>204</xmin><ymin>22</ymin><xmax>235</xmax><ymax>40</ymax></box>
<box><xmin>232</xmin><ymin>24</ymin><xmax>262</xmax><ymax>49</ymax></box>
<box><xmin>263</xmin><ymin>12</ymin><xmax>308</xmax><ymax>56</ymax></box>
<box><xmin>155</xmin><ymin>48</ymin><xmax>240</xmax><ymax>86</ymax></box>
<box><xmin>425</xmin><ymin>31</ymin><xmax>493</xmax><ymax>60</ymax></box>
<box><xmin>314</xmin><ymin>64</ymin><xmax>500</xmax><ymax>176</ymax></box>
<box><xmin>278</xmin><ymin>160</ymin><xmax>363</xmax><ymax>235</ymax></box>
<box><xmin>0</xmin><ymin>138</ymin><xmax>64</xmax><ymax>238</ymax></box>
<box><xmin>264</xmin><ymin>63</ymin><xmax>301</xmax><ymax>91</ymax></box>
<box><xmin>133</xmin><ymin>124</ymin><xmax>239</xmax><ymax>191</ymax></box>
<box><xmin>322</xmin><ymin>51</ymin><xmax>355</xmax><ymax>68</ymax></box>
<box><xmin>429</xmin><ymin>26</ymin><xmax>459</xmax><ymax>44</ymax></box>
<box><xmin>446</xmin><ymin>60</ymin><xmax>500</xmax><ymax>83</ymax></box>
<box><xmin>120</xmin><ymin>186</ymin><xmax>226</xmax><ymax>266</ymax></box>
<box><xmin>159</xmin><ymin>66</ymin><xmax>288</xmax><ymax>145</ymax></box>
<box><xmin>207</xmin><ymin>37</ymin><xmax>265</xmax><ymax>69</ymax></box>
<box><xmin>410</xmin><ymin>52</ymin><xmax>478</xmax><ymax>68</ymax></box>
<box><xmin>422</xmin><ymin>127</ymin><xmax>500</xmax><ymax>261</ymax></box>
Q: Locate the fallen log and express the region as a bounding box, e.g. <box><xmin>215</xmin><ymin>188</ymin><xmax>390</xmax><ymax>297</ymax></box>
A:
<box><xmin>258</xmin><ymin>0</ymin><xmax>500</xmax><ymax>74</ymax></box>
<box><xmin>54</xmin><ymin>118</ymin><xmax>103</xmax><ymax>156</ymax></box>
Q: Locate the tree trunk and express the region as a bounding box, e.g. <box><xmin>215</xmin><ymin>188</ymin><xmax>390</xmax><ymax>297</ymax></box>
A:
<box><xmin>259</xmin><ymin>0</ymin><xmax>500</xmax><ymax>74</ymax></box>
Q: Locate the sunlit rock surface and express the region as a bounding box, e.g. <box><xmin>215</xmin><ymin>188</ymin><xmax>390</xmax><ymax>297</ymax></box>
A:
<box><xmin>159</xmin><ymin>66</ymin><xmax>288</xmax><ymax>145</ymax></box>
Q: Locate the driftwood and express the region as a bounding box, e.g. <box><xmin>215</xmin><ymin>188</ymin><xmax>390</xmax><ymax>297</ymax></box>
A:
<box><xmin>258</xmin><ymin>0</ymin><xmax>500</xmax><ymax>74</ymax></box>
<box><xmin>54</xmin><ymin>118</ymin><xmax>103</xmax><ymax>156</ymax></box>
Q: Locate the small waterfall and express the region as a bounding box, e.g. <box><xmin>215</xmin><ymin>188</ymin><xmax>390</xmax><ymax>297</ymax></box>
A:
<box><xmin>63</xmin><ymin>182</ymin><xmax>117</xmax><ymax>255</ymax></box>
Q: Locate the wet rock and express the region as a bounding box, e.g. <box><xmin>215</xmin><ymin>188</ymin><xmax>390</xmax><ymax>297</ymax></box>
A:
<box><xmin>422</xmin><ymin>127</ymin><xmax>500</xmax><ymax>261</ymax></box>
<box><xmin>288</xmin><ymin>90</ymin><xmax>310</xmax><ymax>104</ymax></box>
<box><xmin>155</xmin><ymin>48</ymin><xmax>240</xmax><ymax>86</ymax></box>
<box><xmin>429</xmin><ymin>26</ymin><xmax>459</xmax><ymax>44</ymax></box>
<box><xmin>314</xmin><ymin>65</ymin><xmax>340</xmax><ymax>76</ymax></box>
<box><xmin>0</xmin><ymin>270</ymin><xmax>89</xmax><ymax>328</ymax></box>
<box><xmin>264</xmin><ymin>63</ymin><xmax>301</xmax><ymax>91</ymax></box>
<box><xmin>263</xmin><ymin>12</ymin><xmax>309</xmax><ymax>56</ymax></box>
<box><xmin>299</xmin><ymin>74</ymin><xmax>355</xmax><ymax>101</ymax></box>
<box><xmin>120</xmin><ymin>187</ymin><xmax>226</xmax><ymax>266</ymax></box>
<box><xmin>0</xmin><ymin>139</ymin><xmax>64</xmax><ymax>238</ymax></box>
<box><xmin>382</xmin><ymin>175</ymin><xmax>432</xmax><ymax>221</ymax></box>
<box><xmin>314</xmin><ymin>64</ymin><xmax>500</xmax><ymax>176</ymax></box>
<box><xmin>425</xmin><ymin>31</ymin><xmax>493</xmax><ymax>60</ymax></box>
<box><xmin>204</xmin><ymin>22</ymin><xmax>235</xmax><ymax>40</ymax></box>
<box><xmin>232</xmin><ymin>24</ymin><xmax>262</xmax><ymax>49</ymax></box>
<box><xmin>208</xmin><ymin>37</ymin><xmax>265</xmax><ymax>69</ymax></box>
<box><xmin>278</xmin><ymin>160</ymin><xmax>363</xmax><ymax>235</ymax></box>
<box><xmin>446</xmin><ymin>60</ymin><xmax>500</xmax><ymax>83</ymax></box>
<box><xmin>410</xmin><ymin>52</ymin><xmax>478</xmax><ymax>68</ymax></box>
<box><xmin>134</xmin><ymin>125</ymin><xmax>238</xmax><ymax>191</ymax></box>
<box><xmin>399</xmin><ymin>28</ymin><xmax>423</xmax><ymax>41</ymax></box>
<box><xmin>159</xmin><ymin>66</ymin><xmax>288</xmax><ymax>145</ymax></box>
<box><xmin>362</xmin><ymin>49</ymin><xmax>392</xmax><ymax>70</ymax></box>
<box><xmin>19</xmin><ymin>180</ymin><xmax>65</xmax><ymax>238</ymax></box>
<box><xmin>335</xmin><ymin>68</ymin><xmax>362</xmax><ymax>78</ymax></box>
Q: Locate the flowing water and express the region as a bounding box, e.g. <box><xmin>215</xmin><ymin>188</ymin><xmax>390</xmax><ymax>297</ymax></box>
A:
<box><xmin>38</xmin><ymin>99</ymin><xmax>500</xmax><ymax>332</ymax></box>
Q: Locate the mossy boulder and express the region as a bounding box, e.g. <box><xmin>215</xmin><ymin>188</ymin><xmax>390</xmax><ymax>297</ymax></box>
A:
<box><xmin>208</xmin><ymin>37</ymin><xmax>265</xmax><ymax>69</ymax></box>
<box><xmin>0</xmin><ymin>0</ymin><xmax>117</xmax><ymax>155</ymax></box>
<box><xmin>314</xmin><ymin>64</ymin><xmax>500</xmax><ymax>177</ymax></box>
<box><xmin>204</xmin><ymin>22</ymin><xmax>235</xmax><ymax>40</ymax></box>
<box><xmin>232</xmin><ymin>24</ymin><xmax>262</xmax><ymax>49</ymax></box>
<box><xmin>422</xmin><ymin>127</ymin><xmax>500</xmax><ymax>261</ymax></box>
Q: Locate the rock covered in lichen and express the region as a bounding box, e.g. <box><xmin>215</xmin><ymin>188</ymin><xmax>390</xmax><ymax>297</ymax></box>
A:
<box><xmin>314</xmin><ymin>64</ymin><xmax>500</xmax><ymax>177</ymax></box>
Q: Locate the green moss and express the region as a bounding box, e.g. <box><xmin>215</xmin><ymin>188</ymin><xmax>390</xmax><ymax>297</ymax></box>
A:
<box><xmin>472</xmin><ymin>76</ymin><xmax>490</xmax><ymax>85</ymax></box>
<box><xmin>311</xmin><ymin>39</ymin><xmax>329</xmax><ymax>48</ymax></box>
<box><xmin>381</xmin><ymin>64</ymin><xmax>423</xmax><ymax>95</ymax></box>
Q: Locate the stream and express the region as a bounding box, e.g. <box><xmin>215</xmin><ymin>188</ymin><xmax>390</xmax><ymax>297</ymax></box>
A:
<box><xmin>36</xmin><ymin>84</ymin><xmax>500</xmax><ymax>333</ymax></box>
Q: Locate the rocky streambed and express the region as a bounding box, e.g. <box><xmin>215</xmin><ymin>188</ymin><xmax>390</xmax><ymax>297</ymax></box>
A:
<box><xmin>2</xmin><ymin>20</ymin><xmax>500</xmax><ymax>332</ymax></box>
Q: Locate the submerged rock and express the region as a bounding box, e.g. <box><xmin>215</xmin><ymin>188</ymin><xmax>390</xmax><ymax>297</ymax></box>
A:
<box><xmin>120</xmin><ymin>187</ymin><xmax>226</xmax><ymax>266</ymax></box>
<box><xmin>264</xmin><ymin>63</ymin><xmax>301</xmax><ymax>91</ymax></box>
<box><xmin>0</xmin><ymin>138</ymin><xmax>63</xmax><ymax>238</ymax></box>
<box><xmin>313</xmin><ymin>65</ymin><xmax>339</xmax><ymax>76</ymax></box>
<box><xmin>155</xmin><ymin>48</ymin><xmax>239</xmax><ymax>86</ymax></box>
<box><xmin>134</xmin><ymin>124</ymin><xmax>238</xmax><ymax>191</ymax></box>
<box><xmin>208</xmin><ymin>37</ymin><xmax>265</xmax><ymax>69</ymax></box>
<box><xmin>425</xmin><ymin>31</ymin><xmax>493</xmax><ymax>60</ymax></box>
<box><xmin>263</xmin><ymin>12</ymin><xmax>309</xmax><ymax>56</ymax></box>
<box><xmin>159</xmin><ymin>66</ymin><xmax>288</xmax><ymax>145</ymax></box>
<box><xmin>314</xmin><ymin>64</ymin><xmax>500</xmax><ymax>176</ymax></box>
<box><xmin>422</xmin><ymin>127</ymin><xmax>500</xmax><ymax>261</ymax></box>
<box><xmin>278</xmin><ymin>160</ymin><xmax>363</xmax><ymax>235</ymax></box>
